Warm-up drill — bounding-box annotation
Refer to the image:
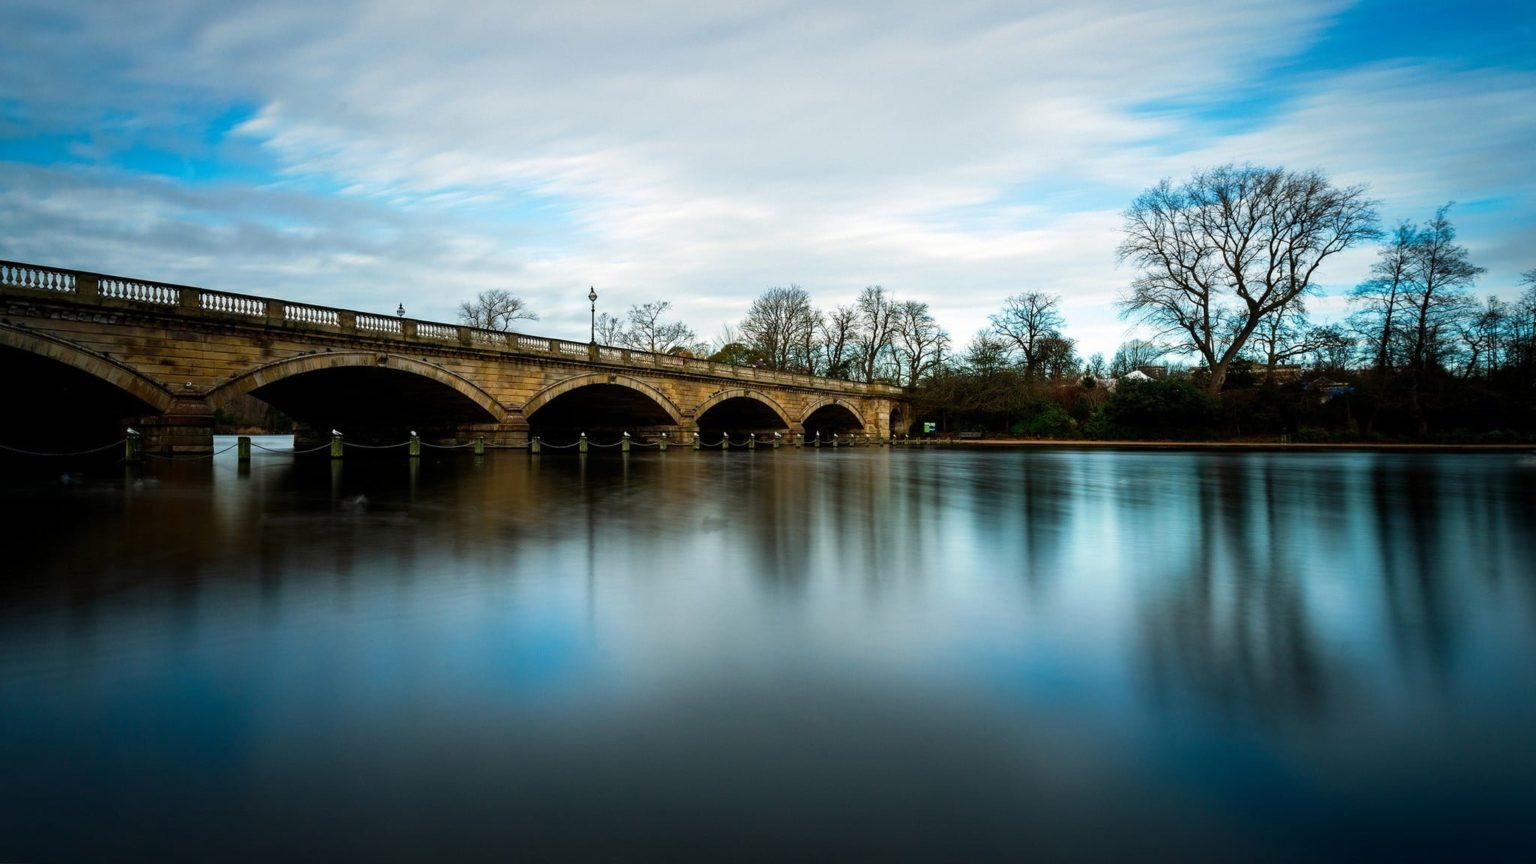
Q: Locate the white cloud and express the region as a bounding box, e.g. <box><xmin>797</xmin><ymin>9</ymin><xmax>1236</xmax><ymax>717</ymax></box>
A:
<box><xmin>3</xmin><ymin>0</ymin><xmax>1532</xmax><ymax>358</ymax></box>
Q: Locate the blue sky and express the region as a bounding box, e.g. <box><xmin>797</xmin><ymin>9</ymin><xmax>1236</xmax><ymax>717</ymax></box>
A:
<box><xmin>1</xmin><ymin>0</ymin><xmax>1532</xmax><ymax>357</ymax></box>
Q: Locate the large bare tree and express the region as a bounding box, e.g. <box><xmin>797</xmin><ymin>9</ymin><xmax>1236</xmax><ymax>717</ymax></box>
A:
<box><xmin>817</xmin><ymin>304</ymin><xmax>857</xmax><ymax>379</ymax></box>
<box><xmin>852</xmin><ymin>285</ymin><xmax>898</xmax><ymax>383</ymax></box>
<box><xmin>989</xmin><ymin>292</ymin><xmax>1064</xmax><ymax>380</ymax></box>
<box><xmin>892</xmin><ymin>300</ymin><xmax>949</xmax><ymax>388</ymax></box>
<box><xmin>1350</xmin><ymin>221</ymin><xmax>1418</xmax><ymax>371</ymax></box>
<box><xmin>740</xmin><ymin>285</ymin><xmax>821</xmax><ymax>372</ymax></box>
<box><xmin>1118</xmin><ymin>164</ymin><xmax>1378</xmax><ymax>393</ymax></box>
<box><xmin>458</xmin><ymin>289</ymin><xmax>538</xmax><ymax>331</ymax></box>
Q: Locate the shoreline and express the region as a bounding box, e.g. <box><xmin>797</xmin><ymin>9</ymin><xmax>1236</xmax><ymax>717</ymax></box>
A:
<box><xmin>911</xmin><ymin>438</ymin><xmax>1536</xmax><ymax>453</ymax></box>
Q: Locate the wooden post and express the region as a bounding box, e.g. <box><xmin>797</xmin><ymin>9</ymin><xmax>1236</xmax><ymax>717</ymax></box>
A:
<box><xmin>474</xmin><ymin>436</ymin><xmax>485</xmax><ymax>456</ymax></box>
<box><xmin>408</xmin><ymin>433</ymin><xmax>421</xmax><ymax>458</ymax></box>
<box><xmin>330</xmin><ymin>433</ymin><xmax>343</xmax><ymax>459</ymax></box>
<box><xmin>237</xmin><ymin>435</ymin><xmax>251</xmax><ymax>462</ymax></box>
<box><xmin>578</xmin><ymin>433</ymin><xmax>589</xmax><ymax>454</ymax></box>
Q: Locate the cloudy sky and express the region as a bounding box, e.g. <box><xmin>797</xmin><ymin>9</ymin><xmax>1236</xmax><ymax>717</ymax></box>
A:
<box><xmin>2</xmin><ymin>0</ymin><xmax>1533</xmax><ymax>357</ymax></box>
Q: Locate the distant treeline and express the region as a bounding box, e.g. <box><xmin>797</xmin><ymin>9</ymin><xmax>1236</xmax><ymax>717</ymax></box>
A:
<box><xmin>704</xmin><ymin>166</ymin><xmax>1535</xmax><ymax>442</ymax></box>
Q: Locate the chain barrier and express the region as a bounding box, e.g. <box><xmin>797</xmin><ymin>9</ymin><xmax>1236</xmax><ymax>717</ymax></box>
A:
<box><xmin>421</xmin><ymin>441</ymin><xmax>477</xmax><ymax>449</ymax></box>
<box><xmin>0</xmin><ymin>438</ymin><xmax>127</xmax><ymax>457</ymax></box>
<box><xmin>587</xmin><ymin>440</ymin><xmax>624</xmax><ymax>449</ymax></box>
<box><xmin>539</xmin><ymin>440</ymin><xmax>582</xmax><ymax>450</ymax></box>
<box><xmin>250</xmin><ymin>440</ymin><xmax>334</xmax><ymax>454</ymax></box>
<box><xmin>143</xmin><ymin>442</ymin><xmax>242</xmax><ymax>461</ymax></box>
<box><xmin>629</xmin><ymin>440</ymin><xmax>663</xmax><ymax>448</ymax></box>
<box><xmin>341</xmin><ymin>441</ymin><xmax>410</xmax><ymax>450</ymax></box>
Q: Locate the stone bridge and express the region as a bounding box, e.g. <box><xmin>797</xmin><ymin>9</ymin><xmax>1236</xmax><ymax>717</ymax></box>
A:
<box><xmin>0</xmin><ymin>261</ymin><xmax>911</xmax><ymax>454</ymax></box>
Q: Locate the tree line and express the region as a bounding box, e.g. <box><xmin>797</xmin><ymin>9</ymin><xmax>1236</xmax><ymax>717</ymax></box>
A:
<box><xmin>459</xmin><ymin>162</ymin><xmax>1535</xmax><ymax>440</ymax></box>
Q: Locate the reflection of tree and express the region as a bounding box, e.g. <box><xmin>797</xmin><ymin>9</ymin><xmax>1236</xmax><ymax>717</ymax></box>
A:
<box><xmin>1137</xmin><ymin>458</ymin><xmax>1334</xmax><ymax>719</ymax></box>
<box><xmin>1370</xmin><ymin>461</ymin><xmax>1452</xmax><ymax>680</ymax></box>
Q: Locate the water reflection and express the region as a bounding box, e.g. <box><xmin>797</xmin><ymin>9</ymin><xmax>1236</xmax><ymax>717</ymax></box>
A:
<box><xmin>2</xmin><ymin>443</ymin><xmax>1534</xmax><ymax>861</ymax></box>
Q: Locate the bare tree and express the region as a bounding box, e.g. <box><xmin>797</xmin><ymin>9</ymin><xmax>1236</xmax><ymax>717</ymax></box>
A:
<box><xmin>1303</xmin><ymin>325</ymin><xmax>1355</xmax><ymax>373</ymax></box>
<box><xmin>989</xmin><ymin>292</ymin><xmax>1065</xmax><ymax>380</ymax></box>
<box><xmin>623</xmin><ymin>300</ymin><xmax>698</xmax><ymax>355</ymax></box>
<box><xmin>818</xmin><ymin>304</ymin><xmax>858</xmax><ymax>379</ymax></box>
<box><xmin>1512</xmin><ymin>270</ymin><xmax>1536</xmax><ymax>376</ymax></box>
<box><xmin>1109</xmin><ymin>339</ymin><xmax>1166</xmax><ymax>377</ymax></box>
<box><xmin>1401</xmin><ymin>206</ymin><xmax>1483</xmax><ymax>380</ymax></box>
<box><xmin>852</xmin><ymin>285</ymin><xmax>898</xmax><ymax>383</ymax></box>
<box><xmin>892</xmin><ymin>300</ymin><xmax>949</xmax><ymax>388</ymax></box>
<box><xmin>740</xmin><ymin>285</ymin><xmax>821</xmax><ymax>372</ymax></box>
<box><xmin>1350</xmin><ymin>221</ymin><xmax>1417</xmax><ymax>371</ymax></box>
<box><xmin>458</xmin><ymin>289</ymin><xmax>538</xmax><ymax>331</ymax></box>
<box><xmin>1033</xmin><ymin>334</ymin><xmax>1080</xmax><ymax>380</ymax></box>
<box><xmin>594</xmin><ymin>312</ymin><xmax>627</xmax><ymax>346</ymax></box>
<box><xmin>964</xmin><ymin>329</ymin><xmax>1011</xmax><ymax>376</ymax></box>
<box><xmin>1458</xmin><ymin>296</ymin><xmax>1509</xmax><ymax>379</ymax></box>
<box><xmin>1119</xmin><ymin>164</ymin><xmax>1379</xmax><ymax>394</ymax></box>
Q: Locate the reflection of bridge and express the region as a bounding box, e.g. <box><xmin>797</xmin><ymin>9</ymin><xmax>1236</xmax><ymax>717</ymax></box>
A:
<box><xmin>0</xmin><ymin>261</ymin><xmax>909</xmax><ymax>454</ymax></box>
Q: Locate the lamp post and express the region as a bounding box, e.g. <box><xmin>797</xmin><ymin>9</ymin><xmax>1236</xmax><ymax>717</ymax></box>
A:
<box><xmin>396</xmin><ymin>303</ymin><xmax>405</xmax><ymax>318</ymax></box>
<box><xmin>588</xmin><ymin>286</ymin><xmax>598</xmax><ymax>344</ymax></box>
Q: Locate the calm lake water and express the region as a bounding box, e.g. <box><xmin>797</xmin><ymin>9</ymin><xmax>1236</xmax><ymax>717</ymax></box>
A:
<box><xmin>3</xmin><ymin>440</ymin><xmax>1534</xmax><ymax>862</ymax></box>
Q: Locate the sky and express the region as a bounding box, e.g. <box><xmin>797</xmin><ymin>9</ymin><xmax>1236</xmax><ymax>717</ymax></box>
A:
<box><xmin>2</xmin><ymin>0</ymin><xmax>1533</xmax><ymax>359</ymax></box>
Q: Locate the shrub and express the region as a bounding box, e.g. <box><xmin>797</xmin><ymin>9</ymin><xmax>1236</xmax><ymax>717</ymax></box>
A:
<box><xmin>1101</xmin><ymin>379</ymin><xmax>1221</xmax><ymax>439</ymax></box>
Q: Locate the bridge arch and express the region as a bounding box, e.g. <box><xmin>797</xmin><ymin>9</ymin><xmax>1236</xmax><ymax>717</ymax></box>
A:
<box><xmin>800</xmin><ymin>396</ymin><xmax>868</xmax><ymax>439</ymax></box>
<box><xmin>522</xmin><ymin>373</ymin><xmax>684</xmax><ymax>426</ymax></box>
<box><xmin>0</xmin><ymin>323</ymin><xmax>177</xmax><ymax>414</ymax></box>
<box><xmin>693</xmin><ymin>388</ymin><xmax>793</xmax><ymax>430</ymax></box>
<box><xmin>800</xmin><ymin>397</ymin><xmax>868</xmax><ymax>426</ymax></box>
<box><xmin>207</xmin><ymin>352</ymin><xmax>506</xmax><ymax>421</ymax></box>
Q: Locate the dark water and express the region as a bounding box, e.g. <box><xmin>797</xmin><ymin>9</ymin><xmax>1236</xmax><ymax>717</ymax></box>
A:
<box><xmin>3</xmin><ymin>440</ymin><xmax>1535</xmax><ymax>862</ymax></box>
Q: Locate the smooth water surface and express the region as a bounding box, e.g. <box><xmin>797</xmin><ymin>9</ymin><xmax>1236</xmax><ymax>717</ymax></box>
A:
<box><xmin>3</xmin><ymin>441</ymin><xmax>1535</xmax><ymax>861</ymax></box>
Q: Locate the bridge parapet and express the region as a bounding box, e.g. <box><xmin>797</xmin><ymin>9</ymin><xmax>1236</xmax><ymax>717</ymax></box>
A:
<box><xmin>1</xmin><ymin>259</ymin><xmax>901</xmax><ymax>400</ymax></box>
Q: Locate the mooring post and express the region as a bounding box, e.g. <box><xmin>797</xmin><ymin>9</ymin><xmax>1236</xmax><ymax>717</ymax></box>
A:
<box><xmin>622</xmin><ymin>432</ymin><xmax>631</xmax><ymax>453</ymax></box>
<box><xmin>722</xmin><ymin>433</ymin><xmax>730</xmax><ymax>450</ymax></box>
<box><xmin>692</xmin><ymin>432</ymin><xmax>701</xmax><ymax>451</ymax></box>
<box><xmin>531</xmin><ymin>436</ymin><xmax>542</xmax><ymax>454</ymax></box>
<box><xmin>474</xmin><ymin>436</ymin><xmax>485</xmax><ymax>456</ymax></box>
<box><xmin>659</xmin><ymin>432</ymin><xmax>668</xmax><ymax>452</ymax></box>
<box><xmin>831</xmin><ymin>433</ymin><xmax>839</xmax><ymax>448</ymax></box>
<box><xmin>237</xmin><ymin>435</ymin><xmax>251</xmax><ymax>462</ymax></box>
<box><xmin>408</xmin><ymin>431</ymin><xmax>421</xmax><ymax>459</ymax></box>
<box><xmin>330</xmin><ymin>432</ymin><xmax>343</xmax><ymax>459</ymax></box>
<box><xmin>579</xmin><ymin>432</ymin><xmax>589</xmax><ymax>454</ymax></box>
<box><xmin>813</xmin><ymin>432</ymin><xmax>820</xmax><ymax>448</ymax></box>
<box><xmin>748</xmin><ymin>433</ymin><xmax>756</xmax><ymax>450</ymax></box>
<box><xmin>773</xmin><ymin>432</ymin><xmax>781</xmax><ymax>449</ymax></box>
<box><xmin>125</xmin><ymin>428</ymin><xmax>142</xmax><ymax>463</ymax></box>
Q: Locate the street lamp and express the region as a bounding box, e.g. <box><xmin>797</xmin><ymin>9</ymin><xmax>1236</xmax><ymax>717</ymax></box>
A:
<box><xmin>396</xmin><ymin>303</ymin><xmax>405</xmax><ymax>317</ymax></box>
<box><xmin>588</xmin><ymin>286</ymin><xmax>598</xmax><ymax>344</ymax></box>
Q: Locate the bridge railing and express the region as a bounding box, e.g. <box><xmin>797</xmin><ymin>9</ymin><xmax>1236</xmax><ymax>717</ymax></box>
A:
<box><xmin>0</xmin><ymin>259</ymin><xmax>903</xmax><ymax>397</ymax></box>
